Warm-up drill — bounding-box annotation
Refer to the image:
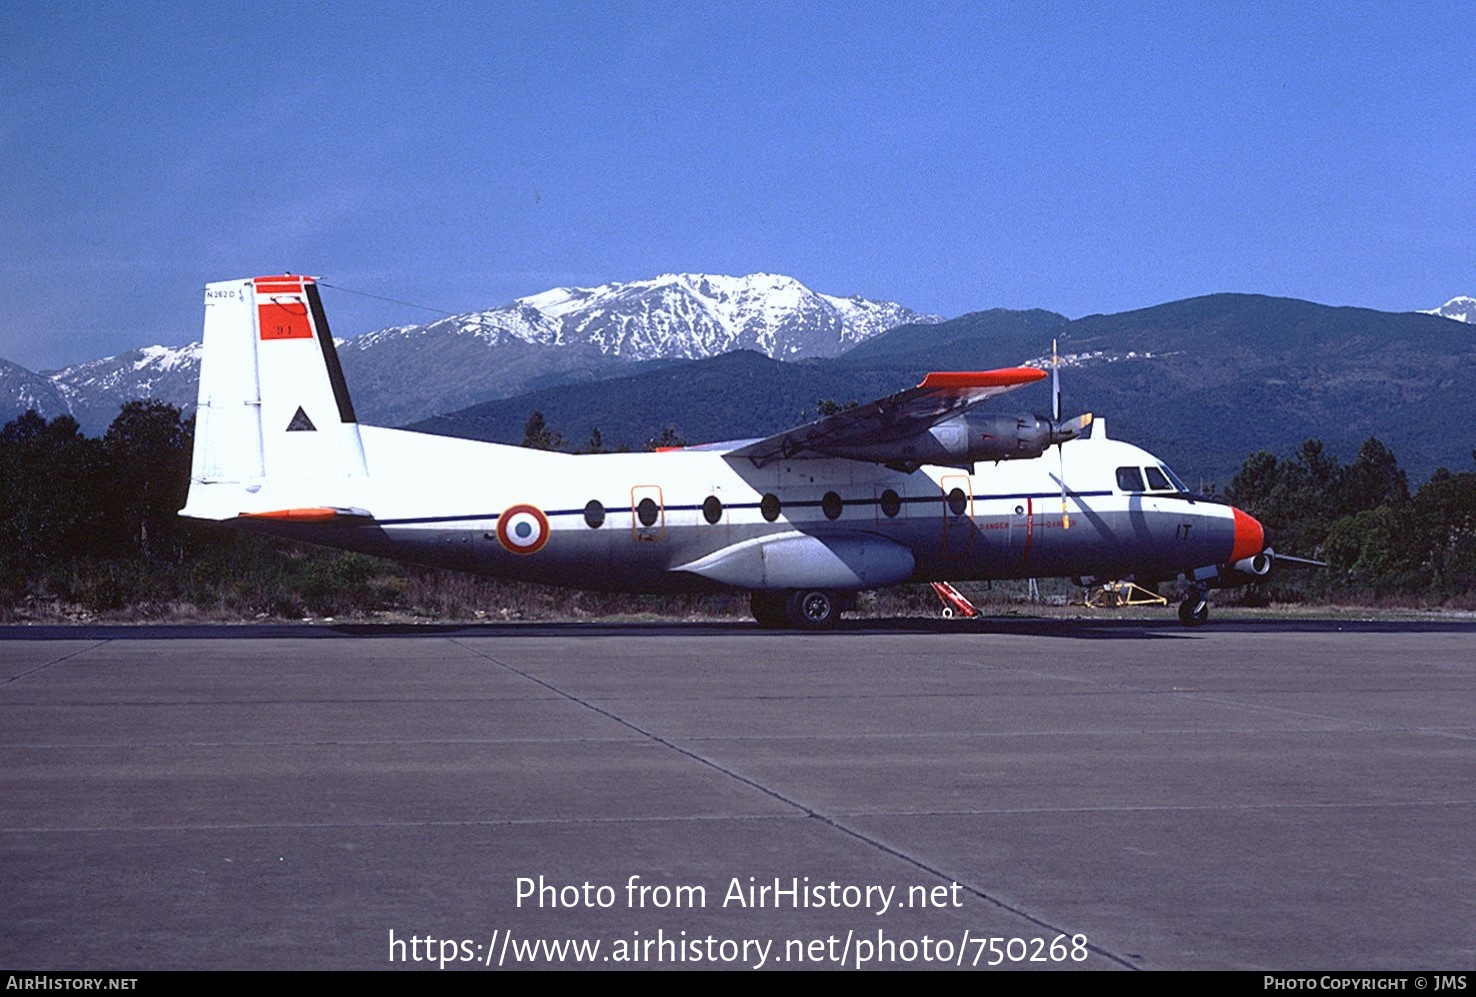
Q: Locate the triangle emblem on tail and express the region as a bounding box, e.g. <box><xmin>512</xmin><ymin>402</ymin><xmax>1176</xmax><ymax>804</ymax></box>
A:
<box><xmin>286</xmin><ymin>406</ymin><xmax>317</xmax><ymax>432</ymax></box>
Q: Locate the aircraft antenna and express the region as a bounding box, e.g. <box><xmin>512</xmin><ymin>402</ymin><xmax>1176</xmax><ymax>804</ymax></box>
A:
<box><xmin>315</xmin><ymin>281</ymin><xmax>458</xmax><ymax>317</ymax></box>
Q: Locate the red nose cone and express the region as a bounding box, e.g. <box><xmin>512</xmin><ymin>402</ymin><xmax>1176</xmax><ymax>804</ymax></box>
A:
<box><xmin>1230</xmin><ymin>507</ymin><xmax>1265</xmax><ymax>563</ymax></box>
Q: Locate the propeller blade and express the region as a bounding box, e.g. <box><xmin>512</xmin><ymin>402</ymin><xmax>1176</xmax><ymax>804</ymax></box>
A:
<box><xmin>1051</xmin><ymin>340</ymin><xmax>1076</xmax><ymax>528</ymax></box>
<box><xmin>1058</xmin><ymin>444</ymin><xmax>1070</xmax><ymax>529</ymax></box>
<box><xmin>1051</xmin><ymin>338</ymin><xmax>1061</xmax><ymax>423</ymax></box>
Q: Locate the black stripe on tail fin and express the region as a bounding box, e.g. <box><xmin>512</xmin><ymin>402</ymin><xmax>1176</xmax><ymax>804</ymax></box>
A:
<box><xmin>305</xmin><ymin>282</ymin><xmax>357</xmax><ymax>423</ymax></box>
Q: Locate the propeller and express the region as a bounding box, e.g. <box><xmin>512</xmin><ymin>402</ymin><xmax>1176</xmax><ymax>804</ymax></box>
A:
<box><xmin>1054</xmin><ymin>340</ymin><xmax>1070</xmax><ymax>529</ymax></box>
<box><xmin>1050</xmin><ymin>339</ymin><xmax>1093</xmax><ymax>529</ymax></box>
<box><xmin>1052</xmin><ymin>339</ymin><xmax>1061</xmax><ymax>423</ymax></box>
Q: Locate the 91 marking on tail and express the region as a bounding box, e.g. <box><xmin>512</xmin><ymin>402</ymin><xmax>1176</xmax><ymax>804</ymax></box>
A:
<box><xmin>181</xmin><ymin>275</ymin><xmax>1278</xmax><ymax>628</ymax></box>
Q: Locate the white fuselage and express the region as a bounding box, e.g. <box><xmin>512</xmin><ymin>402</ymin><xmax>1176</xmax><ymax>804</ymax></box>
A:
<box><xmin>223</xmin><ymin>424</ymin><xmax>1243</xmax><ymax>593</ymax></box>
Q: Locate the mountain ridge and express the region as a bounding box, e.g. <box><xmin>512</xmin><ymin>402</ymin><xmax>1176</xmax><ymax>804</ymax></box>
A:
<box><xmin>412</xmin><ymin>293</ymin><xmax>1476</xmax><ymax>485</ymax></box>
<box><xmin>5</xmin><ymin>284</ymin><xmax>1473</xmax><ymax>486</ymax></box>
<box><xmin>5</xmin><ymin>272</ymin><xmax>939</xmax><ymax>432</ymax></box>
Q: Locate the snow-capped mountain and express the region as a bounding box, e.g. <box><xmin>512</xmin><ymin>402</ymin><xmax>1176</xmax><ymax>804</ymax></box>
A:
<box><xmin>3</xmin><ymin>273</ymin><xmax>939</xmax><ymax>432</ymax></box>
<box><xmin>337</xmin><ymin>272</ymin><xmax>939</xmax><ymax>424</ymax></box>
<box><xmin>518</xmin><ymin>272</ymin><xmax>934</xmax><ymax>359</ymax></box>
<box><xmin>1421</xmin><ymin>296</ymin><xmax>1476</xmax><ymax>324</ymax></box>
<box><xmin>46</xmin><ymin>344</ymin><xmax>204</xmax><ymax>431</ymax></box>
<box><xmin>0</xmin><ymin>358</ymin><xmax>70</xmax><ymax>422</ymax></box>
<box><xmin>349</xmin><ymin>272</ymin><xmax>937</xmax><ymax>360</ymax></box>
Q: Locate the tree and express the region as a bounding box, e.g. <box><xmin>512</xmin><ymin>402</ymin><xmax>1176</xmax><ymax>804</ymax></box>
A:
<box><xmin>102</xmin><ymin>401</ymin><xmax>193</xmax><ymax>559</ymax></box>
<box><xmin>1339</xmin><ymin>437</ymin><xmax>1408</xmax><ymax>515</ymax></box>
<box><xmin>1296</xmin><ymin>439</ymin><xmax>1340</xmax><ymax>497</ymax></box>
<box><xmin>0</xmin><ymin>410</ymin><xmax>107</xmax><ymax>577</ymax></box>
<box><xmin>1324</xmin><ymin>506</ymin><xmax>1420</xmax><ymax>591</ymax></box>
<box><xmin>1225</xmin><ymin>441</ymin><xmax>1343</xmax><ymax>555</ymax></box>
<box><xmin>520</xmin><ymin>411</ymin><xmax>565</xmax><ymax>451</ymax></box>
<box><xmin>1</xmin><ymin>409</ymin><xmax>56</xmax><ymax>445</ymax></box>
<box><xmin>1410</xmin><ymin>468</ymin><xmax>1476</xmax><ymax>589</ymax></box>
<box><xmin>1225</xmin><ymin>450</ymin><xmax>1280</xmax><ymax>511</ymax></box>
<box><xmin>580</xmin><ymin>427</ymin><xmax>609</xmax><ymax>454</ymax></box>
<box><xmin>644</xmin><ymin>426</ymin><xmax>688</xmax><ymax>451</ymax></box>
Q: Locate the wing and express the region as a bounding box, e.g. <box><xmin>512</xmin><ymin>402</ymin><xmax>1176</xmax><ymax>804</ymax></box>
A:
<box><xmin>726</xmin><ymin>367</ymin><xmax>1048</xmax><ymax>468</ymax></box>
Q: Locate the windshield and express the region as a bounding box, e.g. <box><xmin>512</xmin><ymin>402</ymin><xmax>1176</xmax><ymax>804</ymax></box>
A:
<box><xmin>1116</xmin><ymin>466</ymin><xmax>1145</xmax><ymax>492</ymax></box>
<box><xmin>1158</xmin><ymin>464</ymin><xmax>1189</xmax><ymax>492</ymax></box>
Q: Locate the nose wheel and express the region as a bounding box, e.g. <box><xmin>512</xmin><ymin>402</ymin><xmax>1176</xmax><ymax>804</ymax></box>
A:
<box><xmin>1178</xmin><ymin>594</ymin><xmax>1210</xmax><ymax>627</ymax></box>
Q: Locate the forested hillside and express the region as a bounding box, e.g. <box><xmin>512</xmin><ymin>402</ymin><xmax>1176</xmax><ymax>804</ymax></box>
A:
<box><xmin>2</xmin><ymin>404</ymin><xmax>1472</xmax><ymax>619</ymax></box>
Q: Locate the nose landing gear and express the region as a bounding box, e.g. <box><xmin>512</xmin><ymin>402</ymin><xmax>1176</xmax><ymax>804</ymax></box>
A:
<box><xmin>1178</xmin><ymin>590</ymin><xmax>1210</xmax><ymax>627</ymax></box>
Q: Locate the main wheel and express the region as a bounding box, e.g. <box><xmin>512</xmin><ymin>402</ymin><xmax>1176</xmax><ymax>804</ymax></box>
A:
<box><xmin>750</xmin><ymin>590</ymin><xmax>789</xmax><ymax>628</ymax></box>
<box><xmin>785</xmin><ymin>589</ymin><xmax>842</xmax><ymax>631</ymax></box>
<box><xmin>1178</xmin><ymin>596</ymin><xmax>1209</xmax><ymax>627</ymax></box>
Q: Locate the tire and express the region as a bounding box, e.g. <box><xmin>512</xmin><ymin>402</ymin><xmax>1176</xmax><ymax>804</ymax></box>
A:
<box><xmin>785</xmin><ymin>589</ymin><xmax>842</xmax><ymax>631</ymax></box>
<box><xmin>1178</xmin><ymin>597</ymin><xmax>1209</xmax><ymax>627</ymax></box>
<box><xmin>750</xmin><ymin>590</ymin><xmax>789</xmax><ymax>629</ymax></box>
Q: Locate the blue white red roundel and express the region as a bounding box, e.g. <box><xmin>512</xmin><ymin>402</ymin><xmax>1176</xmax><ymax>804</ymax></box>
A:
<box><xmin>496</xmin><ymin>504</ymin><xmax>550</xmax><ymax>554</ymax></box>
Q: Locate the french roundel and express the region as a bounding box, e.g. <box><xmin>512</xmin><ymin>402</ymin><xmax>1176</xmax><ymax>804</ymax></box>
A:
<box><xmin>496</xmin><ymin>504</ymin><xmax>550</xmax><ymax>555</ymax></box>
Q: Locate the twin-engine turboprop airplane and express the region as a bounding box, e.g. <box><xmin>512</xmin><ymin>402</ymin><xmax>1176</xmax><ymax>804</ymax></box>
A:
<box><xmin>181</xmin><ymin>274</ymin><xmax>1276</xmax><ymax>628</ymax></box>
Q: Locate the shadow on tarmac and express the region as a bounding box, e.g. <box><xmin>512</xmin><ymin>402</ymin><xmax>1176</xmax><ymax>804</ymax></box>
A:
<box><xmin>1</xmin><ymin>615</ymin><xmax>1471</xmax><ymax>641</ymax></box>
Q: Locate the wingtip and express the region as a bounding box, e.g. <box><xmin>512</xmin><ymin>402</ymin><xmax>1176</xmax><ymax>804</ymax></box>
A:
<box><xmin>919</xmin><ymin>368</ymin><xmax>1048</xmax><ymax>390</ymax></box>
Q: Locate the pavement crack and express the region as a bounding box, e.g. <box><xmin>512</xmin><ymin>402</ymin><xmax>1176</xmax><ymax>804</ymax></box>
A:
<box><xmin>1</xmin><ymin>640</ymin><xmax>110</xmax><ymax>686</ymax></box>
<box><xmin>449</xmin><ymin>638</ymin><xmax>1140</xmax><ymax>971</ymax></box>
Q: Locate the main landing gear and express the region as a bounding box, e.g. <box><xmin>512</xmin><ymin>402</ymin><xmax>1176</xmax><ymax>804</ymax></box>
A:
<box><xmin>750</xmin><ymin>589</ymin><xmax>843</xmax><ymax>631</ymax></box>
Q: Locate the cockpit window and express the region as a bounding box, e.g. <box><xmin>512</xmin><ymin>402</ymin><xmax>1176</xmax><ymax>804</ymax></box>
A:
<box><xmin>1116</xmin><ymin>466</ymin><xmax>1145</xmax><ymax>492</ymax></box>
<box><xmin>1158</xmin><ymin>464</ymin><xmax>1189</xmax><ymax>492</ymax></box>
<box><xmin>1144</xmin><ymin>466</ymin><xmax>1173</xmax><ymax>491</ymax></box>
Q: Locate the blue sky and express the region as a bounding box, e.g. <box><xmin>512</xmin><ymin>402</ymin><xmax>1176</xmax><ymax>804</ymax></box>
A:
<box><xmin>3</xmin><ymin>1</ymin><xmax>1471</xmax><ymax>370</ymax></box>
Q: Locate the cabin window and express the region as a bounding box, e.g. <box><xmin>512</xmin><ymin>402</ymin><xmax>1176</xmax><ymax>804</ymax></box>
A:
<box><xmin>1116</xmin><ymin>467</ymin><xmax>1146</xmax><ymax>492</ymax></box>
<box><xmin>879</xmin><ymin>488</ymin><xmax>902</xmax><ymax>518</ymax></box>
<box><xmin>702</xmin><ymin>495</ymin><xmax>723</xmax><ymax>524</ymax></box>
<box><xmin>946</xmin><ymin>487</ymin><xmax>968</xmax><ymax>517</ymax></box>
<box><xmin>583</xmin><ymin>500</ymin><xmax>605</xmax><ymax>529</ymax></box>
<box><xmin>821</xmin><ymin>491</ymin><xmax>843</xmax><ymax>520</ymax></box>
<box><xmin>1144</xmin><ymin>466</ymin><xmax>1173</xmax><ymax>491</ymax></box>
<box><xmin>636</xmin><ymin>497</ymin><xmax>660</xmax><ymax>527</ymax></box>
<box><xmin>760</xmin><ymin>493</ymin><xmax>781</xmax><ymax>522</ymax></box>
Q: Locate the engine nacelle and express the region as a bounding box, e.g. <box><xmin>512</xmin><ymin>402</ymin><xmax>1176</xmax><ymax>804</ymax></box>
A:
<box><xmin>955</xmin><ymin>413</ymin><xmax>1060</xmax><ymax>462</ymax></box>
<box><xmin>823</xmin><ymin>412</ymin><xmax>1084</xmax><ymax>469</ymax></box>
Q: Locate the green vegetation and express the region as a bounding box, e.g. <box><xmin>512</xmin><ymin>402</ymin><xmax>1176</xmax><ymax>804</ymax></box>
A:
<box><xmin>0</xmin><ymin>403</ymin><xmax>744</xmax><ymax>622</ymax></box>
<box><xmin>519</xmin><ymin>410</ymin><xmax>566</xmax><ymax>451</ymax></box>
<box><xmin>1226</xmin><ymin>438</ymin><xmax>1476</xmax><ymax>604</ymax></box>
<box><xmin>2</xmin><ymin>405</ymin><xmax>1473</xmax><ymax>622</ymax></box>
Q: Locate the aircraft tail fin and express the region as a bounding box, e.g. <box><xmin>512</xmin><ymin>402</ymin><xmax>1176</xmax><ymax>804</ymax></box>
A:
<box><xmin>182</xmin><ymin>275</ymin><xmax>368</xmax><ymax>521</ymax></box>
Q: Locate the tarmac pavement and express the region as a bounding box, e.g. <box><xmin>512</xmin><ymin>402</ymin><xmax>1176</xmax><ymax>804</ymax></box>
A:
<box><xmin>1</xmin><ymin>618</ymin><xmax>1471</xmax><ymax>970</ymax></box>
